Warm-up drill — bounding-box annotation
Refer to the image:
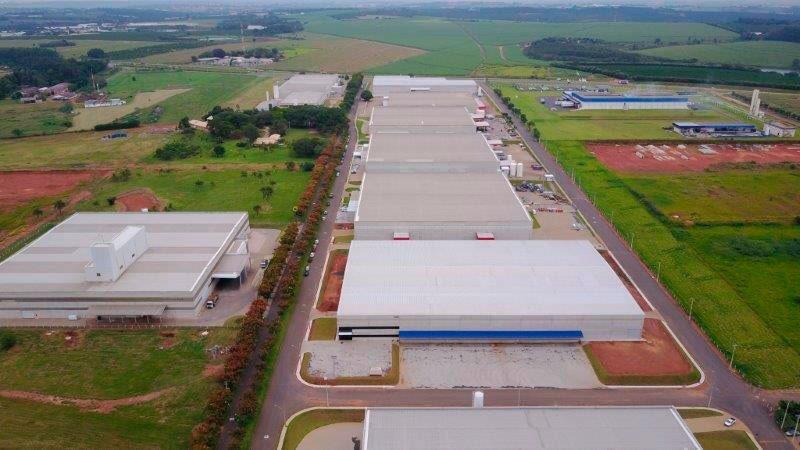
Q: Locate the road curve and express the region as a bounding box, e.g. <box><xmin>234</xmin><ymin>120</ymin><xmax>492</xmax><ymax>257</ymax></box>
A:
<box><xmin>248</xmin><ymin>82</ymin><xmax>797</xmax><ymax>450</ymax></box>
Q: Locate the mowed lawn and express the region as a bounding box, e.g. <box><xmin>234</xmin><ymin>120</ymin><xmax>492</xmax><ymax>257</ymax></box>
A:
<box><xmin>105</xmin><ymin>70</ymin><xmax>262</xmax><ymax>123</ymax></box>
<box><xmin>77</xmin><ymin>166</ymin><xmax>310</xmax><ymax>227</ymax></box>
<box><xmin>0</xmin><ymin>325</ymin><xmax>237</xmax><ymax>449</ymax></box>
<box><xmin>0</xmin><ymin>100</ymin><xmax>72</xmax><ymax>138</ymax></box>
<box><xmin>544</xmin><ymin>139</ymin><xmax>800</xmax><ymax>388</ymax></box>
<box><xmin>638</xmin><ymin>40</ymin><xmax>800</xmax><ymax>69</ymax></box>
<box><xmin>494</xmin><ymin>84</ymin><xmax>741</xmax><ymax>141</ymax></box>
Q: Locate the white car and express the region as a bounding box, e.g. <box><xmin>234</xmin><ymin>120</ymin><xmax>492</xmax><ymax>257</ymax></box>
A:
<box><xmin>724</xmin><ymin>417</ymin><xmax>736</xmax><ymax>427</ymax></box>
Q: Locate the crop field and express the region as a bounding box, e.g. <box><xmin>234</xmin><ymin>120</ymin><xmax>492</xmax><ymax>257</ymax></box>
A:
<box><xmin>735</xmin><ymin>90</ymin><xmax>800</xmax><ymax>117</ymax></box>
<box><xmin>70</xmin><ymin>89</ymin><xmax>189</xmax><ymax>130</ymax></box>
<box><xmin>596</xmin><ymin>64</ymin><xmax>800</xmax><ymax>89</ymax></box>
<box><xmin>0</xmin><ymin>324</ymin><xmax>237</xmax><ymax>449</ymax></box>
<box><xmin>493</xmin><ymin>84</ymin><xmax>741</xmax><ymax>140</ymax></box>
<box><xmin>543</xmin><ymin>139</ymin><xmax>800</xmax><ymax>388</ymax></box>
<box><xmin>637</xmin><ymin>41</ymin><xmax>800</xmax><ymax>69</ymax></box>
<box><xmin>0</xmin><ymin>100</ymin><xmax>72</xmax><ymax>138</ymax></box>
<box><xmin>269</xmin><ymin>33</ymin><xmax>425</xmax><ymax>73</ymax></box>
<box><xmin>0</xmin><ymin>38</ymin><xmax>161</xmax><ymax>59</ymax></box>
<box><xmin>105</xmin><ymin>69</ymin><xmax>262</xmax><ymax>123</ymax></box>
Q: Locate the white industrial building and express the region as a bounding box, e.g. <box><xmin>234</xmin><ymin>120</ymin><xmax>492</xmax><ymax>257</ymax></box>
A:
<box><xmin>361</xmin><ymin>406</ymin><xmax>701</xmax><ymax>450</ymax></box>
<box><xmin>272</xmin><ymin>73</ymin><xmax>342</xmax><ymax>106</ymax></box>
<box><xmin>369</xmin><ymin>106</ymin><xmax>478</xmax><ymax>134</ymax></box>
<box><xmin>0</xmin><ymin>212</ymin><xmax>250</xmax><ymax>321</ymax></box>
<box><xmin>372</xmin><ymin>75</ymin><xmax>479</xmax><ymax>96</ymax></box>
<box><xmin>764</xmin><ymin>121</ymin><xmax>796</xmax><ymax>137</ymax></box>
<box><xmin>355</xmin><ymin>172</ymin><xmax>532</xmax><ymax>240</ymax></box>
<box><xmin>337</xmin><ymin>240</ymin><xmax>644</xmax><ymax>341</ymax></box>
<box><xmin>562</xmin><ymin>91</ymin><xmax>689</xmax><ymax>110</ymax></box>
<box><xmin>378</xmin><ymin>91</ymin><xmax>485</xmax><ymax>110</ymax></box>
<box><xmin>366</xmin><ymin>132</ymin><xmax>499</xmax><ymax>173</ymax></box>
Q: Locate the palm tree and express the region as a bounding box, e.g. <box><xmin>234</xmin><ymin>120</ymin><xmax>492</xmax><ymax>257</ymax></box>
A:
<box><xmin>260</xmin><ymin>185</ymin><xmax>274</xmax><ymax>200</ymax></box>
<box><xmin>53</xmin><ymin>200</ymin><xmax>67</xmax><ymax>215</ymax></box>
<box><xmin>253</xmin><ymin>205</ymin><xmax>262</xmax><ymax>216</ymax></box>
<box><xmin>33</xmin><ymin>208</ymin><xmax>44</xmax><ymax>218</ymax></box>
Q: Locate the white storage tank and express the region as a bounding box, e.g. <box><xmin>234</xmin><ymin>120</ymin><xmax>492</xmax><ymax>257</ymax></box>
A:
<box><xmin>516</xmin><ymin>162</ymin><xmax>524</xmax><ymax>178</ymax></box>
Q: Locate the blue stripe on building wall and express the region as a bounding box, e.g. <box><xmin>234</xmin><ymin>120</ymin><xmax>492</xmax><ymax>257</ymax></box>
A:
<box><xmin>398</xmin><ymin>330</ymin><xmax>584</xmax><ymax>341</ymax></box>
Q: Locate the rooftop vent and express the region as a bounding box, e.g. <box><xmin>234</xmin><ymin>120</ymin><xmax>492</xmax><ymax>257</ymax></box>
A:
<box><xmin>84</xmin><ymin>226</ymin><xmax>148</xmax><ymax>283</ymax></box>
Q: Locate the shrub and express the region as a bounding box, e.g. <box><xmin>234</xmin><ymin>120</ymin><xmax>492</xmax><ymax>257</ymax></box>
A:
<box><xmin>292</xmin><ymin>137</ymin><xmax>325</xmax><ymax>158</ymax></box>
<box><xmin>94</xmin><ymin>119</ymin><xmax>140</xmax><ymax>131</ymax></box>
<box><xmin>0</xmin><ymin>330</ymin><xmax>17</xmax><ymax>351</ymax></box>
<box><xmin>212</xmin><ymin>145</ymin><xmax>225</xmax><ymax>158</ymax></box>
<box><xmin>154</xmin><ymin>140</ymin><xmax>200</xmax><ymax>161</ymax></box>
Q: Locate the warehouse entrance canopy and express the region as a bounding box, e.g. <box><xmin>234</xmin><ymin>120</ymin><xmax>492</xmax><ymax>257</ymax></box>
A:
<box><xmin>87</xmin><ymin>304</ymin><xmax>165</xmax><ymax>317</ymax></box>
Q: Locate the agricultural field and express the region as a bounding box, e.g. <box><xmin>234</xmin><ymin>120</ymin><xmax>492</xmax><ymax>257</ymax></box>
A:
<box><xmin>637</xmin><ymin>41</ymin><xmax>800</xmax><ymax>69</ymax></box>
<box><xmin>735</xmin><ymin>90</ymin><xmax>800</xmax><ymax>117</ymax></box>
<box><xmin>595</xmin><ymin>64</ymin><xmax>800</xmax><ymax>89</ymax></box>
<box><xmin>105</xmin><ymin>69</ymin><xmax>264</xmax><ymax>123</ymax></box>
<box><xmin>0</xmin><ymin>323</ymin><xmax>238</xmax><ymax>449</ymax></box>
<box><xmin>0</xmin><ymin>38</ymin><xmax>161</xmax><ymax>59</ymax></box>
<box><xmin>493</xmin><ymin>83</ymin><xmax>744</xmax><ymax>140</ymax></box>
<box><xmin>0</xmin><ymin>100</ymin><xmax>72</xmax><ymax>138</ymax></box>
<box><xmin>543</xmin><ymin>139</ymin><xmax>800</xmax><ymax>388</ymax></box>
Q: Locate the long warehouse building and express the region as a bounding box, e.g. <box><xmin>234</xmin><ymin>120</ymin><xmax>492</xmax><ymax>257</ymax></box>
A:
<box><xmin>372</xmin><ymin>75</ymin><xmax>479</xmax><ymax>96</ymax></box>
<box><xmin>369</xmin><ymin>106</ymin><xmax>478</xmax><ymax>134</ymax></box>
<box><xmin>365</xmin><ymin>132</ymin><xmax>500</xmax><ymax>173</ymax></box>
<box><xmin>355</xmin><ymin>172</ymin><xmax>532</xmax><ymax>240</ymax></box>
<box><xmin>362</xmin><ymin>406</ymin><xmax>701</xmax><ymax>450</ymax></box>
<box><xmin>0</xmin><ymin>212</ymin><xmax>250</xmax><ymax>321</ymax></box>
<box><xmin>337</xmin><ymin>240</ymin><xmax>644</xmax><ymax>341</ymax></box>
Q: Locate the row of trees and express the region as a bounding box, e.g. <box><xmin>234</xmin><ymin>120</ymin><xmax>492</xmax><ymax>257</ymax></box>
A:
<box><xmin>204</xmin><ymin>105</ymin><xmax>349</xmax><ymax>141</ymax></box>
<box><xmin>494</xmin><ymin>88</ymin><xmax>541</xmax><ymax>139</ymax></box>
<box><xmin>197</xmin><ymin>47</ymin><xmax>282</xmax><ymax>60</ymax></box>
<box><xmin>0</xmin><ymin>47</ymin><xmax>108</xmax><ymax>99</ymax></box>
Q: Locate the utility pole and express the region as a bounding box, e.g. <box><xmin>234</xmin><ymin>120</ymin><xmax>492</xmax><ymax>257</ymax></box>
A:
<box><xmin>689</xmin><ymin>297</ymin><xmax>695</xmax><ymax>321</ymax></box>
<box><xmin>707</xmin><ymin>387</ymin><xmax>713</xmax><ymax>408</ymax></box>
<box><xmin>730</xmin><ymin>343</ymin><xmax>738</xmax><ymax>369</ymax></box>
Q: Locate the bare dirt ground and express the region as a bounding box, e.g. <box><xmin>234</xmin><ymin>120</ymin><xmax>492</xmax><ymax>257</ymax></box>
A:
<box><xmin>317</xmin><ymin>251</ymin><xmax>347</xmax><ymax>312</ymax></box>
<box><xmin>589</xmin><ymin>142</ymin><xmax>800</xmax><ymax>173</ymax></box>
<box><xmin>0</xmin><ymin>388</ymin><xmax>172</xmax><ymax>413</ymax></box>
<box><xmin>116</xmin><ymin>188</ymin><xmax>163</xmax><ymax>212</ymax></box>
<box><xmin>297</xmin><ymin>422</ymin><xmax>363</xmax><ymax>450</ymax></box>
<box><xmin>585</xmin><ymin>319</ymin><xmax>693</xmax><ymax>377</ymax></box>
<box><xmin>0</xmin><ymin>169</ymin><xmax>106</xmax><ymax>211</ymax></box>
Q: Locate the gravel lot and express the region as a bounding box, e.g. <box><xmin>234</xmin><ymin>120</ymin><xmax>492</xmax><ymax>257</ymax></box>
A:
<box><xmin>304</xmin><ymin>340</ymin><xmax>392</xmax><ymax>379</ymax></box>
<box><xmin>400</xmin><ymin>343</ymin><xmax>601</xmax><ymax>388</ymax></box>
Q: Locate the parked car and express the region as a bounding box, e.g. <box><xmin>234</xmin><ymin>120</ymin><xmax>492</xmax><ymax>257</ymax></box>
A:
<box><xmin>260</xmin><ymin>259</ymin><xmax>268</xmax><ymax>269</ymax></box>
<box><xmin>786</xmin><ymin>430</ymin><xmax>800</xmax><ymax>437</ymax></box>
<box><xmin>309</xmin><ymin>252</ymin><xmax>315</xmax><ymax>261</ymax></box>
<box><xmin>205</xmin><ymin>294</ymin><xmax>218</xmax><ymax>309</ymax></box>
<box><xmin>724</xmin><ymin>418</ymin><xmax>737</xmax><ymax>427</ymax></box>
<box><xmin>303</xmin><ymin>266</ymin><xmax>310</xmax><ymax>276</ymax></box>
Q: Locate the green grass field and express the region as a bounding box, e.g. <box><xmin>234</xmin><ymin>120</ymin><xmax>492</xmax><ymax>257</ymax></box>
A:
<box><xmin>695</xmin><ymin>431</ymin><xmax>759</xmax><ymax>450</ymax></box>
<box><xmin>637</xmin><ymin>41</ymin><xmax>800</xmax><ymax>69</ymax></box>
<box><xmin>736</xmin><ymin>90</ymin><xmax>800</xmax><ymax>116</ymax></box>
<box><xmin>542</xmin><ymin>139</ymin><xmax>800</xmax><ymax>388</ymax></box>
<box><xmin>105</xmin><ymin>69</ymin><xmax>262</xmax><ymax>123</ymax></box>
<box><xmin>0</xmin><ymin>100</ymin><xmax>72</xmax><ymax>138</ymax></box>
<box><xmin>282</xmin><ymin>409</ymin><xmax>364</xmax><ymax>450</ymax></box>
<box><xmin>0</xmin><ymin>39</ymin><xmax>161</xmax><ymax>59</ymax></box>
<box><xmin>0</xmin><ymin>324</ymin><xmax>237</xmax><ymax>449</ymax></box>
<box><xmin>595</xmin><ymin>64</ymin><xmax>800</xmax><ymax>89</ymax></box>
<box><xmin>494</xmin><ymin>84</ymin><xmax>742</xmax><ymax>140</ymax></box>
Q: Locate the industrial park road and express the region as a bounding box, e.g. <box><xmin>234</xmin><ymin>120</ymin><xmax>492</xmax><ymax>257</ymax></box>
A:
<box><xmin>249</xmin><ymin>85</ymin><xmax>799</xmax><ymax>450</ymax></box>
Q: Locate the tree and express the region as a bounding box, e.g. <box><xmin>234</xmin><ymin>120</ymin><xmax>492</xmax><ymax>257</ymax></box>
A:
<box><xmin>360</xmin><ymin>89</ymin><xmax>373</xmax><ymax>101</ymax></box>
<box><xmin>86</xmin><ymin>48</ymin><xmax>106</xmax><ymax>59</ymax></box>
<box><xmin>178</xmin><ymin>116</ymin><xmax>190</xmax><ymax>130</ymax></box>
<box><xmin>11</xmin><ymin>129</ymin><xmax>23</xmax><ymax>138</ymax></box>
<box><xmin>242</xmin><ymin>123</ymin><xmax>260</xmax><ymax>144</ymax></box>
<box><xmin>260</xmin><ymin>185</ymin><xmax>274</xmax><ymax>200</ymax></box>
<box><xmin>53</xmin><ymin>199</ymin><xmax>66</xmax><ymax>215</ymax></box>
<box><xmin>211</xmin><ymin>48</ymin><xmax>227</xmax><ymax>58</ymax></box>
<box><xmin>300</xmin><ymin>161</ymin><xmax>314</xmax><ymax>172</ymax></box>
<box><xmin>285</xmin><ymin>161</ymin><xmax>296</xmax><ymax>171</ymax></box>
<box><xmin>271</xmin><ymin>119</ymin><xmax>289</xmax><ymax>136</ymax></box>
<box><xmin>33</xmin><ymin>208</ymin><xmax>43</xmax><ymax>218</ymax></box>
<box><xmin>253</xmin><ymin>204</ymin><xmax>262</xmax><ymax>215</ymax></box>
<box><xmin>291</xmin><ymin>137</ymin><xmax>324</xmax><ymax>158</ymax></box>
<box><xmin>212</xmin><ymin>145</ymin><xmax>226</xmax><ymax>158</ymax></box>
<box><xmin>195</xmin><ymin>179</ymin><xmax>204</xmax><ymax>188</ymax></box>
<box><xmin>59</xmin><ymin>103</ymin><xmax>73</xmax><ymax>114</ymax></box>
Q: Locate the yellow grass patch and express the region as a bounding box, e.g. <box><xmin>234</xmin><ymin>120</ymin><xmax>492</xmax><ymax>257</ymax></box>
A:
<box><xmin>70</xmin><ymin>89</ymin><xmax>189</xmax><ymax>131</ymax></box>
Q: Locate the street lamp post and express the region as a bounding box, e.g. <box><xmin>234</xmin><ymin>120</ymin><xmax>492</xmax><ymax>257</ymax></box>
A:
<box><xmin>689</xmin><ymin>297</ymin><xmax>695</xmax><ymax>321</ymax></box>
<box><xmin>730</xmin><ymin>343</ymin><xmax>739</xmax><ymax>369</ymax></box>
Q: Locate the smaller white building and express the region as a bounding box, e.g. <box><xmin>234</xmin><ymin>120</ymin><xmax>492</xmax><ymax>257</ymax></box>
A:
<box><xmin>764</xmin><ymin>121</ymin><xmax>796</xmax><ymax>137</ymax></box>
<box><xmin>563</xmin><ymin>91</ymin><xmax>689</xmax><ymax>110</ymax></box>
<box><xmin>273</xmin><ymin>74</ymin><xmax>342</xmax><ymax>106</ymax></box>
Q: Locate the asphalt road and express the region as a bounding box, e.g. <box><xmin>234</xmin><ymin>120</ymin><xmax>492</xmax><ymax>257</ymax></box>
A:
<box><xmin>249</xmin><ymin>84</ymin><xmax>799</xmax><ymax>450</ymax></box>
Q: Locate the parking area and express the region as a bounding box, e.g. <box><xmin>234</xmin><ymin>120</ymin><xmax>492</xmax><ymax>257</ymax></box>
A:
<box><xmin>399</xmin><ymin>343</ymin><xmax>601</xmax><ymax>389</ymax></box>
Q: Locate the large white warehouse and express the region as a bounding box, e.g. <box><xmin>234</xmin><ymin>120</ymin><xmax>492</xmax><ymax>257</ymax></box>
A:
<box><xmin>369</xmin><ymin>106</ymin><xmax>478</xmax><ymax>134</ymax></box>
<box><xmin>273</xmin><ymin>73</ymin><xmax>342</xmax><ymax>106</ymax></box>
<box><xmin>0</xmin><ymin>212</ymin><xmax>250</xmax><ymax>321</ymax></box>
<box><xmin>337</xmin><ymin>240</ymin><xmax>644</xmax><ymax>341</ymax></box>
<box><xmin>378</xmin><ymin>91</ymin><xmax>484</xmax><ymax>109</ymax></box>
<box><xmin>366</xmin><ymin>132</ymin><xmax>499</xmax><ymax>173</ymax></box>
<box><xmin>355</xmin><ymin>172</ymin><xmax>532</xmax><ymax>240</ymax></box>
<box><xmin>372</xmin><ymin>75</ymin><xmax>478</xmax><ymax>96</ymax></box>
<box><xmin>362</xmin><ymin>406</ymin><xmax>701</xmax><ymax>450</ymax></box>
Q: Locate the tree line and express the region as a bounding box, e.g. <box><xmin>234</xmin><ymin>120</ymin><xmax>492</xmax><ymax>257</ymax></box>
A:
<box><xmin>0</xmin><ymin>47</ymin><xmax>107</xmax><ymax>99</ymax></box>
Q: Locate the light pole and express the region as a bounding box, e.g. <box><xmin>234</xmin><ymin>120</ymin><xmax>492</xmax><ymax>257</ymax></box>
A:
<box><xmin>793</xmin><ymin>415</ymin><xmax>799</xmax><ymax>442</ymax></box>
<box><xmin>730</xmin><ymin>343</ymin><xmax>738</xmax><ymax>369</ymax></box>
<box><xmin>689</xmin><ymin>297</ymin><xmax>695</xmax><ymax>322</ymax></box>
<box><xmin>781</xmin><ymin>403</ymin><xmax>789</xmax><ymax>430</ymax></box>
<box><xmin>657</xmin><ymin>261</ymin><xmax>661</xmax><ymax>282</ymax></box>
<box><xmin>707</xmin><ymin>387</ymin><xmax>713</xmax><ymax>408</ymax></box>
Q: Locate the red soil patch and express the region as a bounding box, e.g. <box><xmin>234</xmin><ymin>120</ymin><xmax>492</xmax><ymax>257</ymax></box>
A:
<box><xmin>588</xmin><ymin>142</ymin><xmax>800</xmax><ymax>173</ymax></box>
<box><xmin>0</xmin><ymin>170</ymin><xmax>106</xmax><ymax>211</ymax></box>
<box><xmin>0</xmin><ymin>388</ymin><xmax>172</xmax><ymax>414</ymax></box>
<box><xmin>586</xmin><ymin>319</ymin><xmax>693</xmax><ymax>377</ymax></box>
<box><xmin>202</xmin><ymin>364</ymin><xmax>224</xmax><ymax>380</ymax></box>
<box><xmin>317</xmin><ymin>252</ymin><xmax>348</xmax><ymax>312</ymax></box>
<box><xmin>63</xmin><ymin>330</ymin><xmax>84</xmax><ymax>349</ymax></box>
<box><xmin>599</xmin><ymin>250</ymin><xmax>651</xmax><ymax>312</ymax></box>
<box><xmin>335</xmin><ymin>223</ymin><xmax>354</xmax><ymax>230</ymax></box>
<box><xmin>116</xmin><ymin>189</ymin><xmax>162</xmax><ymax>212</ymax></box>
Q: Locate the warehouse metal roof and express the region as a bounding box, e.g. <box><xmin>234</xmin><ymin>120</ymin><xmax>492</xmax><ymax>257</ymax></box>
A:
<box><xmin>338</xmin><ymin>240</ymin><xmax>644</xmax><ymax>318</ymax></box>
<box><xmin>373</xmin><ymin>75</ymin><xmax>477</xmax><ymax>88</ymax></box>
<box><xmin>370</xmin><ymin>106</ymin><xmax>476</xmax><ymax>129</ymax></box>
<box><xmin>565</xmin><ymin>91</ymin><xmax>688</xmax><ymax>103</ymax></box>
<box><xmin>363</xmin><ymin>407</ymin><xmax>701</xmax><ymax>450</ymax></box>
<box><xmin>0</xmin><ymin>212</ymin><xmax>248</xmax><ymax>299</ymax></box>
<box><xmin>366</xmin><ymin>132</ymin><xmax>498</xmax><ymax>165</ymax></box>
<box><xmin>355</xmin><ymin>172</ymin><xmax>529</xmax><ymax>223</ymax></box>
<box><xmin>277</xmin><ymin>74</ymin><xmax>339</xmax><ymax>105</ymax></box>
<box><xmin>380</xmin><ymin>92</ymin><xmax>481</xmax><ymax>108</ymax></box>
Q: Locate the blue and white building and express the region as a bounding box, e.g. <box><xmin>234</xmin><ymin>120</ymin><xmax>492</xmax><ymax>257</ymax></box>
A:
<box><xmin>563</xmin><ymin>91</ymin><xmax>689</xmax><ymax>110</ymax></box>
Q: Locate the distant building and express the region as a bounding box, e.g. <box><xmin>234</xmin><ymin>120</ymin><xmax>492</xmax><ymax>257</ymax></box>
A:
<box><xmin>84</xmin><ymin>98</ymin><xmax>126</xmax><ymax>108</ymax></box>
<box><xmin>672</xmin><ymin>122</ymin><xmax>759</xmax><ymax>137</ymax></box>
<box><xmin>188</xmin><ymin>119</ymin><xmax>208</xmax><ymax>130</ymax></box>
<box><xmin>563</xmin><ymin>91</ymin><xmax>689</xmax><ymax>110</ymax></box>
<box><xmin>272</xmin><ymin>74</ymin><xmax>342</xmax><ymax>107</ymax></box>
<box><xmin>763</xmin><ymin>121</ymin><xmax>796</xmax><ymax>137</ymax></box>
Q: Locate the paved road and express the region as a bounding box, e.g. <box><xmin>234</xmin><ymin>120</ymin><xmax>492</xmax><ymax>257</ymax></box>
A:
<box><xmin>249</xmin><ymin>85</ymin><xmax>799</xmax><ymax>450</ymax></box>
